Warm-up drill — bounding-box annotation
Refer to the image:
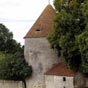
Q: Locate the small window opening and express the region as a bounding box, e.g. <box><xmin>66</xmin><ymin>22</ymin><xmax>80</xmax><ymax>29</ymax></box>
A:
<box><xmin>36</xmin><ymin>29</ymin><xmax>41</xmax><ymax>31</ymax></box>
<box><xmin>63</xmin><ymin>77</ymin><xmax>66</xmax><ymax>81</ymax></box>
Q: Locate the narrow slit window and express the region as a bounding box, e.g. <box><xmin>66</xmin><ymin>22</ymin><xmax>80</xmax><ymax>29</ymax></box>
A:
<box><xmin>63</xmin><ymin>77</ymin><xmax>66</xmax><ymax>81</ymax></box>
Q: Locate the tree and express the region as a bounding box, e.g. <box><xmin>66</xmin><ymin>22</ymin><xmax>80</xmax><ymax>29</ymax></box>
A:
<box><xmin>0</xmin><ymin>24</ymin><xmax>12</xmax><ymax>51</ymax></box>
<box><xmin>77</xmin><ymin>31</ymin><xmax>88</xmax><ymax>73</ymax></box>
<box><xmin>48</xmin><ymin>0</ymin><xmax>88</xmax><ymax>72</ymax></box>
<box><xmin>0</xmin><ymin>23</ymin><xmax>32</xmax><ymax>88</ymax></box>
<box><xmin>0</xmin><ymin>23</ymin><xmax>23</xmax><ymax>54</ymax></box>
<box><xmin>0</xmin><ymin>52</ymin><xmax>32</xmax><ymax>88</ymax></box>
<box><xmin>0</xmin><ymin>24</ymin><xmax>32</xmax><ymax>88</ymax></box>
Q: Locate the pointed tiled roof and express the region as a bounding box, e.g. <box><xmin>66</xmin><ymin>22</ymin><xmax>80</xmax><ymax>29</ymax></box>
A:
<box><xmin>24</xmin><ymin>5</ymin><xmax>55</xmax><ymax>38</ymax></box>
<box><xmin>45</xmin><ymin>62</ymin><xmax>76</xmax><ymax>77</ymax></box>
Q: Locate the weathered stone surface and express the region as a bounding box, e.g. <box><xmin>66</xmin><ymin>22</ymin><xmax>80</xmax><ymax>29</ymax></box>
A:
<box><xmin>74</xmin><ymin>72</ymin><xmax>88</xmax><ymax>88</ymax></box>
<box><xmin>0</xmin><ymin>80</ymin><xmax>23</xmax><ymax>88</ymax></box>
<box><xmin>24</xmin><ymin>38</ymin><xmax>59</xmax><ymax>88</ymax></box>
<box><xmin>45</xmin><ymin>75</ymin><xmax>74</xmax><ymax>88</ymax></box>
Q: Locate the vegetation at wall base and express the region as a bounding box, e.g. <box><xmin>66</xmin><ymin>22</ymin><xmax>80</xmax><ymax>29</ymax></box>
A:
<box><xmin>0</xmin><ymin>23</ymin><xmax>32</xmax><ymax>88</ymax></box>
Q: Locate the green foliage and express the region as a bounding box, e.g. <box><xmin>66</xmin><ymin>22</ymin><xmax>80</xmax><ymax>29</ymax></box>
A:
<box><xmin>48</xmin><ymin>0</ymin><xmax>88</xmax><ymax>72</ymax></box>
<box><xmin>0</xmin><ymin>23</ymin><xmax>32</xmax><ymax>88</ymax></box>
<box><xmin>0</xmin><ymin>52</ymin><xmax>32</xmax><ymax>88</ymax></box>
<box><xmin>0</xmin><ymin>52</ymin><xmax>32</xmax><ymax>80</ymax></box>
<box><xmin>77</xmin><ymin>31</ymin><xmax>88</xmax><ymax>73</ymax></box>
<box><xmin>0</xmin><ymin>23</ymin><xmax>23</xmax><ymax>54</ymax></box>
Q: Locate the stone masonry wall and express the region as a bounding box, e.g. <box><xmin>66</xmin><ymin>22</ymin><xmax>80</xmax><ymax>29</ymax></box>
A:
<box><xmin>45</xmin><ymin>75</ymin><xmax>74</xmax><ymax>88</ymax></box>
<box><xmin>24</xmin><ymin>38</ymin><xmax>59</xmax><ymax>88</ymax></box>
<box><xmin>0</xmin><ymin>80</ymin><xmax>23</xmax><ymax>88</ymax></box>
<box><xmin>74</xmin><ymin>73</ymin><xmax>88</xmax><ymax>88</ymax></box>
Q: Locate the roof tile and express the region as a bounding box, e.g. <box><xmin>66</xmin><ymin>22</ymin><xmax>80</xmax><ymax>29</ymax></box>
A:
<box><xmin>24</xmin><ymin>5</ymin><xmax>55</xmax><ymax>38</ymax></box>
<box><xmin>45</xmin><ymin>62</ymin><xmax>76</xmax><ymax>77</ymax></box>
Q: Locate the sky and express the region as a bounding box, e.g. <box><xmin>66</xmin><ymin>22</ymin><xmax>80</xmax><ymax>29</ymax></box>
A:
<box><xmin>0</xmin><ymin>0</ymin><xmax>53</xmax><ymax>45</ymax></box>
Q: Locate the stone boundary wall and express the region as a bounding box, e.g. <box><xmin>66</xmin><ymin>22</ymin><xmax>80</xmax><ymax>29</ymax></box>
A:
<box><xmin>0</xmin><ymin>80</ymin><xmax>23</xmax><ymax>88</ymax></box>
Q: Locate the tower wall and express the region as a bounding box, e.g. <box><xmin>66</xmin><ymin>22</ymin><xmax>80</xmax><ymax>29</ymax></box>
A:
<box><xmin>24</xmin><ymin>38</ymin><xmax>59</xmax><ymax>88</ymax></box>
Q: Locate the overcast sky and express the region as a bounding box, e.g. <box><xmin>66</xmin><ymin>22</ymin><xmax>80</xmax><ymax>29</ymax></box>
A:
<box><xmin>0</xmin><ymin>0</ymin><xmax>53</xmax><ymax>45</ymax></box>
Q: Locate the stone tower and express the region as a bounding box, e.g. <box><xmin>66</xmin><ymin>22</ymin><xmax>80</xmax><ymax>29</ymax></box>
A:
<box><xmin>24</xmin><ymin>4</ymin><xmax>59</xmax><ymax>88</ymax></box>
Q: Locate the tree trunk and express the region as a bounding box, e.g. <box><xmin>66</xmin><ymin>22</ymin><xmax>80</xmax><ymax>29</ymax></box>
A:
<box><xmin>22</xmin><ymin>79</ymin><xmax>26</xmax><ymax>88</ymax></box>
